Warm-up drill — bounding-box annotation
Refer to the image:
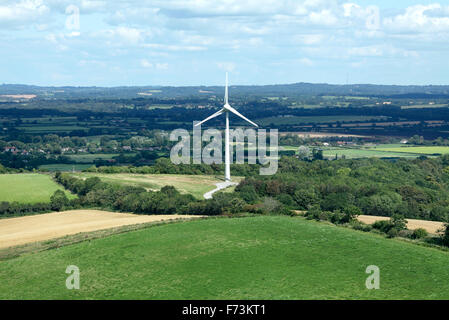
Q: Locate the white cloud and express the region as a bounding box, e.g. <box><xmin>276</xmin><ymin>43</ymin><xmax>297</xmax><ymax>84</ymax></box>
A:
<box><xmin>140</xmin><ymin>59</ymin><xmax>169</xmax><ymax>70</ymax></box>
<box><xmin>294</xmin><ymin>34</ymin><xmax>324</xmax><ymax>45</ymax></box>
<box><xmin>0</xmin><ymin>0</ymin><xmax>49</xmax><ymax>28</ymax></box>
<box><xmin>348</xmin><ymin>46</ymin><xmax>383</xmax><ymax>57</ymax></box>
<box><xmin>140</xmin><ymin>59</ymin><xmax>153</xmax><ymax>68</ymax></box>
<box><xmin>309</xmin><ymin>9</ymin><xmax>338</xmax><ymax>25</ymax></box>
<box><xmin>384</xmin><ymin>4</ymin><xmax>449</xmax><ymax>33</ymax></box>
<box><xmin>298</xmin><ymin>57</ymin><xmax>314</xmax><ymax>66</ymax></box>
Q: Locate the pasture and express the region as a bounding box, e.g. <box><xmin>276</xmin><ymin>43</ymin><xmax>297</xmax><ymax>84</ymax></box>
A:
<box><xmin>257</xmin><ymin>115</ymin><xmax>385</xmax><ymax>126</ymax></box>
<box><xmin>0</xmin><ymin>174</ymin><xmax>76</xmax><ymax>204</ymax></box>
<box><xmin>71</xmin><ymin>173</ymin><xmax>235</xmax><ymax>199</ymax></box>
<box><xmin>1</xmin><ymin>216</ymin><xmax>449</xmax><ymax>299</ymax></box>
<box><xmin>322</xmin><ymin>147</ymin><xmax>420</xmax><ymax>159</ymax></box>
<box><xmin>67</xmin><ymin>153</ymin><xmax>120</xmax><ymax>163</ymax></box>
<box><xmin>39</xmin><ymin>164</ymin><xmax>94</xmax><ymax>172</ymax></box>
<box><xmin>374</xmin><ymin>146</ymin><xmax>449</xmax><ymax>155</ymax></box>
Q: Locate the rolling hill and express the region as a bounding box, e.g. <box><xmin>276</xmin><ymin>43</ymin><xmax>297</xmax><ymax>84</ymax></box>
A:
<box><xmin>1</xmin><ymin>216</ymin><xmax>449</xmax><ymax>299</ymax></box>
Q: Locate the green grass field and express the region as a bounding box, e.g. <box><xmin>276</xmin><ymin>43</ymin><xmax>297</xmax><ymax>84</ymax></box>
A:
<box><xmin>374</xmin><ymin>146</ymin><xmax>449</xmax><ymax>155</ymax></box>
<box><xmin>257</xmin><ymin>116</ymin><xmax>385</xmax><ymax>126</ymax></box>
<box><xmin>283</xmin><ymin>144</ymin><xmax>449</xmax><ymax>159</ymax></box>
<box><xmin>1</xmin><ymin>216</ymin><xmax>449</xmax><ymax>299</ymax></box>
<box><xmin>322</xmin><ymin>148</ymin><xmax>420</xmax><ymax>159</ymax></box>
<box><xmin>67</xmin><ymin>153</ymin><xmax>120</xmax><ymax>163</ymax></box>
<box><xmin>71</xmin><ymin>173</ymin><xmax>235</xmax><ymax>199</ymax></box>
<box><xmin>0</xmin><ymin>174</ymin><xmax>76</xmax><ymax>203</ymax></box>
<box><xmin>39</xmin><ymin>164</ymin><xmax>94</xmax><ymax>172</ymax></box>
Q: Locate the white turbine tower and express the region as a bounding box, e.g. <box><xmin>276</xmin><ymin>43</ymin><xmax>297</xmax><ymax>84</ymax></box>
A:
<box><xmin>195</xmin><ymin>73</ymin><xmax>258</xmax><ymax>182</ymax></box>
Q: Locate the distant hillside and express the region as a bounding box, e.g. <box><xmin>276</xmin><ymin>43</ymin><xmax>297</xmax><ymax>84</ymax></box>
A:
<box><xmin>2</xmin><ymin>83</ymin><xmax>449</xmax><ymax>99</ymax></box>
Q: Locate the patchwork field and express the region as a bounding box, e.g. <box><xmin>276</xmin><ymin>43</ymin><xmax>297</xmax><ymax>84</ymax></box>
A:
<box><xmin>319</xmin><ymin>145</ymin><xmax>449</xmax><ymax>159</ymax></box>
<box><xmin>0</xmin><ymin>174</ymin><xmax>76</xmax><ymax>203</ymax></box>
<box><xmin>71</xmin><ymin>173</ymin><xmax>237</xmax><ymax>199</ymax></box>
<box><xmin>0</xmin><ymin>210</ymin><xmax>200</xmax><ymax>249</ymax></box>
<box><xmin>2</xmin><ymin>216</ymin><xmax>449</xmax><ymax>299</ymax></box>
<box><xmin>374</xmin><ymin>146</ymin><xmax>449</xmax><ymax>155</ymax></box>
<box><xmin>67</xmin><ymin>153</ymin><xmax>120</xmax><ymax>163</ymax></box>
<box><xmin>257</xmin><ymin>115</ymin><xmax>385</xmax><ymax>126</ymax></box>
<box><xmin>39</xmin><ymin>164</ymin><xmax>94</xmax><ymax>172</ymax></box>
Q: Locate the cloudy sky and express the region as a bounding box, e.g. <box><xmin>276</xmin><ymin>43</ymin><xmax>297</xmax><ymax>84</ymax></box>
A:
<box><xmin>0</xmin><ymin>0</ymin><xmax>448</xmax><ymax>86</ymax></box>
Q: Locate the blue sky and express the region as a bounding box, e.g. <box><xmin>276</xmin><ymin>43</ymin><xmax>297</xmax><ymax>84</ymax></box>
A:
<box><xmin>1</xmin><ymin>0</ymin><xmax>449</xmax><ymax>86</ymax></box>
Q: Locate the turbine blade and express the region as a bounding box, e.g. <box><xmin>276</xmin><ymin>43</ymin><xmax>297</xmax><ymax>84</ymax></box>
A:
<box><xmin>194</xmin><ymin>109</ymin><xmax>225</xmax><ymax>126</ymax></box>
<box><xmin>225</xmin><ymin>72</ymin><xmax>229</xmax><ymax>105</ymax></box>
<box><xmin>224</xmin><ymin>104</ymin><xmax>258</xmax><ymax>127</ymax></box>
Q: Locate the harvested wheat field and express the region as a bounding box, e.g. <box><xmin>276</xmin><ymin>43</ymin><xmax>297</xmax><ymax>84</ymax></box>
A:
<box><xmin>357</xmin><ymin>215</ymin><xmax>445</xmax><ymax>234</ymax></box>
<box><xmin>0</xmin><ymin>210</ymin><xmax>200</xmax><ymax>249</ymax></box>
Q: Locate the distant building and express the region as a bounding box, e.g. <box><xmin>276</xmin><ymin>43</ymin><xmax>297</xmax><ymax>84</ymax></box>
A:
<box><xmin>4</xmin><ymin>146</ymin><xmax>16</xmax><ymax>152</ymax></box>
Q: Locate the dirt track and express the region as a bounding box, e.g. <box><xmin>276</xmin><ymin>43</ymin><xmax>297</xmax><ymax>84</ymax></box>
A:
<box><xmin>357</xmin><ymin>215</ymin><xmax>445</xmax><ymax>234</ymax></box>
<box><xmin>0</xmin><ymin>210</ymin><xmax>200</xmax><ymax>249</ymax></box>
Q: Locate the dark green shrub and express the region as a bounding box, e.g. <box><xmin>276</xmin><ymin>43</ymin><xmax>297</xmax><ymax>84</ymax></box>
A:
<box><xmin>50</xmin><ymin>190</ymin><xmax>69</xmax><ymax>211</ymax></box>
<box><xmin>276</xmin><ymin>194</ymin><xmax>295</xmax><ymax>207</ymax></box>
<box><xmin>387</xmin><ymin>228</ymin><xmax>399</xmax><ymax>238</ymax></box>
<box><xmin>391</xmin><ymin>214</ymin><xmax>407</xmax><ymax>230</ymax></box>
<box><xmin>305</xmin><ymin>206</ymin><xmax>330</xmax><ymax>221</ymax></box>
<box><xmin>350</xmin><ymin>220</ymin><xmax>372</xmax><ymax>232</ymax></box>
<box><xmin>330</xmin><ymin>210</ymin><xmax>346</xmax><ymax>224</ymax></box>
<box><xmin>372</xmin><ymin>220</ymin><xmax>394</xmax><ymax>233</ymax></box>
<box><xmin>411</xmin><ymin>228</ymin><xmax>428</xmax><ymax>239</ymax></box>
<box><xmin>398</xmin><ymin>229</ymin><xmax>413</xmax><ymax>238</ymax></box>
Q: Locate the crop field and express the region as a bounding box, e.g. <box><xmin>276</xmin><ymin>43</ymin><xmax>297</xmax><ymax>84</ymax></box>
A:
<box><xmin>0</xmin><ymin>210</ymin><xmax>200</xmax><ymax>249</ymax></box>
<box><xmin>67</xmin><ymin>153</ymin><xmax>120</xmax><ymax>163</ymax></box>
<box><xmin>401</xmin><ymin>104</ymin><xmax>447</xmax><ymax>109</ymax></box>
<box><xmin>39</xmin><ymin>164</ymin><xmax>94</xmax><ymax>172</ymax></box>
<box><xmin>313</xmin><ymin>144</ymin><xmax>449</xmax><ymax>159</ymax></box>
<box><xmin>373</xmin><ymin>146</ymin><xmax>449</xmax><ymax>155</ymax></box>
<box><xmin>1</xmin><ymin>216</ymin><xmax>449</xmax><ymax>299</ymax></box>
<box><xmin>17</xmin><ymin>126</ymin><xmax>88</xmax><ymax>133</ymax></box>
<box><xmin>257</xmin><ymin>115</ymin><xmax>386</xmax><ymax>126</ymax></box>
<box><xmin>71</xmin><ymin>173</ymin><xmax>235</xmax><ymax>199</ymax></box>
<box><xmin>322</xmin><ymin>147</ymin><xmax>420</xmax><ymax>159</ymax></box>
<box><xmin>0</xmin><ymin>174</ymin><xmax>76</xmax><ymax>203</ymax></box>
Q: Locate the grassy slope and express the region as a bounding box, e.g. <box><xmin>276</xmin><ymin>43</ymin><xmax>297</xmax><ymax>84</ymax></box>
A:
<box><xmin>71</xmin><ymin>173</ymin><xmax>237</xmax><ymax>199</ymax></box>
<box><xmin>0</xmin><ymin>174</ymin><xmax>76</xmax><ymax>203</ymax></box>
<box><xmin>1</xmin><ymin>216</ymin><xmax>449</xmax><ymax>299</ymax></box>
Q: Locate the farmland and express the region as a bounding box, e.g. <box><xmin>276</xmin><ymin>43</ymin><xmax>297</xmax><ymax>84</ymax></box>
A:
<box><xmin>374</xmin><ymin>146</ymin><xmax>449</xmax><ymax>155</ymax></box>
<box><xmin>321</xmin><ymin>146</ymin><xmax>420</xmax><ymax>159</ymax></box>
<box><xmin>257</xmin><ymin>115</ymin><xmax>386</xmax><ymax>126</ymax></box>
<box><xmin>2</xmin><ymin>216</ymin><xmax>449</xmax><ymax>299</ymax></box>
<box><xmin>39</xmin><ymin>164</ymin><xmax>93</xmax><ymax>172</ymax></box>
<box><xmin>70</xmin><ymin>173</ymin><xmax>233</xmax><ymax>199</ymax></box>
<box><xmin>0</xmin><ymin>210</ymin><xmax>201</xmax><ymax>249</ymax></box>
<box><xmin>297</xmin><ymin>144</ymin><xmax>449</xmax><ymax>160</ymax></box>
<box><xmin>0</xmin><ymin>174</ymin><xmax>76</xmax><ymax>204</ymax></box>
<box><xmin>67</xmin><ymin>153</ymin><xmax>120</xmax><ymax>163</ymax></box>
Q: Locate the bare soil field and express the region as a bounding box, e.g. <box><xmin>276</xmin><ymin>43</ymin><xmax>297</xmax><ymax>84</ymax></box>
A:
<box><xmin>357</xmin><ymin>215</ymin><xmax>445</xmax><ymax>234</ymax></box>
<box><xmin>0</xmin><ymin>94</ymin><xmax>36</xmax><ymax>99</ymax></box>
<box><xmin>0</xmin><ymin>210</ymin><xmax>200</xmax><ymax>249</ymax></box>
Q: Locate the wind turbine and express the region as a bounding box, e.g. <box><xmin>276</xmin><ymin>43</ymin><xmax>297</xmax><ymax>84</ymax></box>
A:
<box><xmin>195</xmin><ymin>73</ymin><xmax>258</xmax><ymax>182</ymax></box>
